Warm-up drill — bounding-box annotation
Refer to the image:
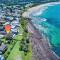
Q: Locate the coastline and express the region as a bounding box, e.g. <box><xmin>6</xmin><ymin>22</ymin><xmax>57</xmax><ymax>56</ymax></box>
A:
<box><xmin>27</xmin><ymin>18</ymin><xmax>60</xmax><ymax>60</ymax></box>
<box><xmin>22</xmin><ymin>2</ymin><xmax>60</xmax><ymax>18</ymax></box>
<box><xmin>22</xmin><ymin>2</ymin><xmax>60</xmax><ymax>60</ymax></box>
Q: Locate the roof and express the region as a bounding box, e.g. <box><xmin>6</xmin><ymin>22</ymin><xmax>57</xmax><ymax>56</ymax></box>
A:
<box><xmin>0</xmin><ymin>26</ymin><xmax>4</xmax><ymax>31</ymax></box>
<box><xmin>11</xmin><ymin>28</ymin><xmax>18</xmax><ymax>32</ymax></box>
<box><xmin>0</xmin><ymin>20</ymin><xmax>5</xmax><ymax>23</ymax></box>
<box><xmin>0</xmin><ymin>55</ymin><xmax>4</xmax><ymax>60</ymax></box>
<box><xmin>0</xmin><ymin>31</ymin><xmax>6</xmax><ymax>35</ymax></box>
<box><xmin>0</xmin><ymin>43</ymin><xmax>7</xmax><ymax>52</ymax></box>
<box><xmin>0</xmin><ymin>35</ymin><xmax>4</xmax><ymax>39</ymax></box>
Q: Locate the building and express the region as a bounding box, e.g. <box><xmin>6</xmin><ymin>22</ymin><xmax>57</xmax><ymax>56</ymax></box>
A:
<box><xmin>0</xmin><ymin>43</ymin><xmax>7</xmax><ymax>54</ymax></box>
<box><xmin>0</xmin><ymin>55</ymin><xmax>4</xmax><ymax>60</ymax></box>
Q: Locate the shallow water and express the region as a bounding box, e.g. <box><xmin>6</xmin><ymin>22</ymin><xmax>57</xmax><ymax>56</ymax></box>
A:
<box><xmin>31</xmin><ymin>4</ymin><xmax>60</xmax><ymax>56</ymax></box>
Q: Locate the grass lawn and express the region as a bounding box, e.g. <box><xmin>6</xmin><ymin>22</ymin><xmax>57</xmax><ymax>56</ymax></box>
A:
<box><xmin>14</xmin><ymin>35</ymin><xmax>23</xmax><ymax>41</ymax></box>
<box><xmin>24</xmin><ymin>43</ymin><xmax>32</xmax><ymax>60</ymax></box>
<box><xmin>7</xmin><ymin>37</ymin><xmax>32</xmax><ymax>60</ymax></box>
<box><xmin>7</xmin><ymin>41</ymin><xmax>24</xmax><ymax>60</ymax></box>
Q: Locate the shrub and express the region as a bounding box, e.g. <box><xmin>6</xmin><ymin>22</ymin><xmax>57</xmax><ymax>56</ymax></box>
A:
<box><xmin>26</xmin><ymin>39</ymin><xmax>29</xmax><ymax>43</ymax></box>
<box><xmin>4</xmin><ymin>52</ymin><xmax>8</xmax><ymax>59</ymax></box>
<box><xmin>7</xmin><ymin>51</ymin><xmax>10</xmax><ymax>55</ymax></box>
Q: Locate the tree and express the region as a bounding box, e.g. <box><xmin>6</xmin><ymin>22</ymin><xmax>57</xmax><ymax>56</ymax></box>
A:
<box><xmin>0</xmin><ymin>40</ymin><xmax>2</xmax><ymax>46</ymax></box>
<box><xmin>5</xmin><ymin>33</ymin><xmax>13</xmax><ymax>43</ymax></box>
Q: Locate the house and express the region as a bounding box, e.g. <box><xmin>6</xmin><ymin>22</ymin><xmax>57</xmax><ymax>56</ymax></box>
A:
<box><xmin>0</xmin><ymin>26</ymin><xmax>4</xmax><ymax>31</ymax></box>
<box><xmin>4</xmin><ymin>22</ymin><xmax>10</xmax><ymax>25</ymax></box>
<box><xmin>0</xmin><ymin>31</ymin><xmax>6</xmax><ymax>35</ymax></box>
<box><xmin>0</xmin><ymin>43</ymin><xmax>7</xmax><ymax>54</ymax></box>
<box><xmin>0</xmin><ymin>55</ymin><xmax>4</xmax><ymax>60</ymax></box>
<box><xmin>11</xmin><ymin>29</ymin><xmax>18</xmax><ymax>35</ymax></box>
<box><xmin>11</xmin><ymin>25</ymin><xmax>15</xmax><ymax>29</ymax></box>
<box><xmin>11</xmin><ymin>20</ymin><xmax>19</xmax><ymax>24</ymax></box>
<box><xmin>11</xmin><ymin>28</ymin><xmax>18</xmax><ymax>32</ymax></box>
<box><xmin>0</xmin><ymin>35</ymin><xmax>4</xmax><ymax>39</ymax></box>
<box><xmin>0</xmin><ymin>20</ymin><xmax>5</xmax><ymax>24</ymax></box>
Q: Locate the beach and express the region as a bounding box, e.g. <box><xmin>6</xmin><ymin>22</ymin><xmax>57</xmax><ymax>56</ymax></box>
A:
<box><xmin>22</xmin><ymin>2</ymin><xmax>60</xmax><ymax>60</ymax></box>
<box><xmin>26</xmin><ymin>18</ymin><xmax>59</xmax><ymax>60</ymax></box>
<box><xmin>22</xmin><ymin>2</ymin><xmax>60</xmax><ymax>18</ymax></box>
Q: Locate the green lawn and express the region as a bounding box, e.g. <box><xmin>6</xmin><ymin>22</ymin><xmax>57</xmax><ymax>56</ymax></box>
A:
<box><xmin>14</xmin><ymin>35</ymin><xmax>23</xmax><ymax>40</ymax></box>
<box><xmin>6</xmin><ymin>20</ymin><xmax>32</xmax><ymax>60</ymax></box>
<box><xmin>7</xmin><ymin>41</ymin><xmax>24</xmax><ymax>60</ymax></box>
<box><xmin>7</xmin><ymin>37</ymin><xmax>32</xmax><ymax>60</ymax></box>
<box><xmin>24</xmin><ymin>43</ymin><xmax>32</xmax><ymax>60</ymax></box>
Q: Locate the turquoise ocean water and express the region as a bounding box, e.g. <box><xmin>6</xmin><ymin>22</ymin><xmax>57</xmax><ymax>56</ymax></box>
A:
<box><xmin>31</xmin><ymin>4</ymin><xmax>60</xmax><ymax>56</ymax></box>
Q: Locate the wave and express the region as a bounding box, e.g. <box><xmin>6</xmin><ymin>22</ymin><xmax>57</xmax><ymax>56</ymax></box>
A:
<box><xmin>31</xmin><ymin>6</ymin><xmax>48</xmax><ymax>16</ymax></box>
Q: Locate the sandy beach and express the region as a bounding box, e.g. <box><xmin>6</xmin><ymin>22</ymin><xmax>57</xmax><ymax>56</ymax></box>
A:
<box><xmin>22</xmin><ymin>2</ymin><xmax>60</xmax><ymax>18</ymax></box>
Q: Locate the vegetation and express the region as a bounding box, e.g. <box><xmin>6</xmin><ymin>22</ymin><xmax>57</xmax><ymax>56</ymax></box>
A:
<box><xmin>19</xmin><ymin>38</ymin><xmax>29</xmax><ymax>55</ymax></box>
<box><xmin>7</xmin><ymin>36</ymin><xmax>22</xmax><ymax>60</ymax></box>
<box><xmin>20</xmin><ymin>17</ymin><xmax>29</xmax><ymax>54</ymax></box>
<box><xmin>0</xmin><ymin>0</ymin><xmax>60</xmax><ymax>5</ymax></box>
<box><xmin>4</xmin><ymin>39</ymin><xmax>16</xmax><ymax>60</ymax></box>
<box><xmin>5</xmin><ymin>33</ymin><xmax>13</xmax><ymax>44</ymax></box>
<box><xmin>3</xmin><ymin>16</ymin><xmax>31</xmax><ymax>60</ymax></box>
<box><xmin>19</xmin><ymin>17</ymin><xmax>32</xmax><ymax>60</ymax></box>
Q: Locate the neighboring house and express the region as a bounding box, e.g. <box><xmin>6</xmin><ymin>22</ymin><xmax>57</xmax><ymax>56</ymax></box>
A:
<box><xmin>0</xmin><ymin>43</ymin><xmax>7</xmax><ymax>54</ymax></box>
<box><xmin>0</xmin><ymin>26</ymin><xmax>4</xmax><ymax>31</ymax></box>
<box><xmin>0</xmin><ymin>55</ymin><xmax>4</xmax><ymax>60</ymax></box>
<box><xmin>0</xmin><ymin>20</ymin><xmax>5</xmax><ymax>24</ymax></box>
<box><xmin>0</xmin><ymin>35</ymin><xmax>4</xmax><ymax>39</ymax></box>
<box><xmin>0</xmin><ymin>31</ymin><xmax>6</xmax><ymax>35</ymax></box>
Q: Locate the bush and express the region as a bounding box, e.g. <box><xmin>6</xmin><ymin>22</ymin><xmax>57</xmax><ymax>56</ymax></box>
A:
<box><xmin>4</xmin><ymin>52</ymin><xmax>9</xmax><ymax>59</ymax></box>
<box><xmin>7</xmin><ymin>51</ymin><xmax>10</xmax><ymax>55</ymax></box>
<box><xmin>26</xmin><ymin>39</ymin><xmax>29</xmax><ymax>43</ymax></box>
<box><xmin>19</xmin><ymin>38</ymin><xmax>29</xmax><ymax>56</ymax></box>
<box><xmin>24</xmin><ymin>29</ymin><xmax>28</xmax><ymax>33</ymax></box>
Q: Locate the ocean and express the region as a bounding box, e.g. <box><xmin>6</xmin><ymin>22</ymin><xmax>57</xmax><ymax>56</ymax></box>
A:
<box><xmin>31</xmin><ymin>4</ymin><xmax>60</xmax><ymax>56</ymax></box>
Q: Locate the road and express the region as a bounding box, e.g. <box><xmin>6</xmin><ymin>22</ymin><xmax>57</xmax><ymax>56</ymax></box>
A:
<box><xmin>27</xmin><ymin>18</ymin><xmax>60</xmax><ymax>60</ymax></box>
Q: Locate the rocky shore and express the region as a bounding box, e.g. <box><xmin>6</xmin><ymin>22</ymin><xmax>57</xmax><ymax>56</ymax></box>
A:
<box><xmin>27</xmin><ymin>18</ymin><xmax>60</xmax><ymax>60</ymax></box>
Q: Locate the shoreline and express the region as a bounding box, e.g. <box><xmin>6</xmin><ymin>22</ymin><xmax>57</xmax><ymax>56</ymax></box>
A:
<box><xmin>22</xmin><ymin>2</ymin><xmax>60</xmax><ymax>18</ymax></box>
<box><xmin>27</xmin><ymin>18</ymin><xmax>60</xmax><ymax>60</ymax></box>
<box><xmin>22</xmin><ymin>2</ymin><xmax>60</xmax><ymax>59</ymax></box>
